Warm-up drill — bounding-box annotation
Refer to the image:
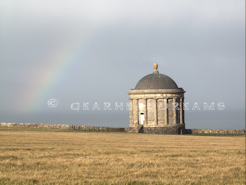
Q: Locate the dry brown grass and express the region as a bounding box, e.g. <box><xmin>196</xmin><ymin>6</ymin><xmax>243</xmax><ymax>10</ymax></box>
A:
<box><xmin>0</xmin><ymin>127</ymin><xmax>245</xmax><ymax>184</ymax></box>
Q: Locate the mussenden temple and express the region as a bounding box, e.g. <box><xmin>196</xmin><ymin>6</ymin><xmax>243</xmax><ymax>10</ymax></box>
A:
<box><xmin>128</xmin><ymin>63</ymin><xmax>185</xmax><ymax>134</ymax></box>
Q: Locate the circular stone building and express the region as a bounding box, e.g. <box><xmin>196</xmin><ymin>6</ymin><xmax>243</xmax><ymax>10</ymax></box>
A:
<box><xmin>128</xmin><ymin>63</ymin><xmax>186</xmax><ymax>134</ymax></box>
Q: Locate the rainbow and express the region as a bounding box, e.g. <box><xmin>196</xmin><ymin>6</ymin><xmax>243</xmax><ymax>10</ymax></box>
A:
<box><xmin>20</xmin><ymin>28</ymin><xmax>99</xmax><ymax>113</ymax></box>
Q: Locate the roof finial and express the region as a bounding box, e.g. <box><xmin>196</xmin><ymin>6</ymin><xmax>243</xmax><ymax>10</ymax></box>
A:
<box><xmin>153</xmin><ymin>62</ymin><xmax>159</xmax><ymax>73</ymax></box>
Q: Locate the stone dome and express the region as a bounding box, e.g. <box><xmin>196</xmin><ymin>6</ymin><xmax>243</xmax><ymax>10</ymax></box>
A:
<box><xmin>135</xmin><ymin>63</ymin><xmax>178</xmax><ymax>90</ymax></box>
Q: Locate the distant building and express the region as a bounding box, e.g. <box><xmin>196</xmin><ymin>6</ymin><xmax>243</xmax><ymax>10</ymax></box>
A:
<box><xmin>128</xmin><ymin>63</ymin><xmax>185</xmax><ymax>134</ymax></box>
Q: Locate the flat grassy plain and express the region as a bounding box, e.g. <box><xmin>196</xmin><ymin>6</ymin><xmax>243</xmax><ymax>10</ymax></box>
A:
<box><xmin>0</xmin><ymin>127</ymin><xmax>245</xmax><ymax>184</ymax></box>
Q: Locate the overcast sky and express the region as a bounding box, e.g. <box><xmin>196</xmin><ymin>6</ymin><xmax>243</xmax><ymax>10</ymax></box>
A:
<box><xmin>0</xmin><ymin>1</ymin><xmax>245</xmax><ymax>129</ymax></box>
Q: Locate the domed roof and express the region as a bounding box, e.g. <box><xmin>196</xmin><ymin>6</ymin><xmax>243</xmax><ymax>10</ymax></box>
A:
<box><xmin>135</xmin><ymin>63</ymin><xmax>178</xmax><ymax>90</ymax></box>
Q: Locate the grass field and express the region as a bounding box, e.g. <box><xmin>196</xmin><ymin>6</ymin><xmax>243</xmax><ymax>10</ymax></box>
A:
<box><xmin>0</xmin><ymin>127</ymin><xmax>245</xmax><ymax>184</ymax></box>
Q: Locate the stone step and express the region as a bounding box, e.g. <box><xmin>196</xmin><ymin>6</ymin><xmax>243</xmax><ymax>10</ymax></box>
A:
<box><xmin>128</xmin><ymin>125</ymin><xmax>143</xmax><ymax>133</ymax></box>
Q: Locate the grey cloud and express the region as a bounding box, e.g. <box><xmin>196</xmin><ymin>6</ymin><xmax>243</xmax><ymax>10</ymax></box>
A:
<box><xmin>0</xmin><ymin>0</ymin><xmax>244</xmax><ymax>128</ymax></box>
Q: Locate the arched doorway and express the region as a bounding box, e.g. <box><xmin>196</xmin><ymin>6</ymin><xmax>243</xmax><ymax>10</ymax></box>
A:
<box><xmin>140</xmin><ymin>113</ymin><xmax>145</xmax><ymax>125</ymax></box>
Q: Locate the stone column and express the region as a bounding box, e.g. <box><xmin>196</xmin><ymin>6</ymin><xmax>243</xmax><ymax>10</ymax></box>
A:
<box><xmin>173</xmin><ymin>98</ymin><xmax>177</xmax><ymax>124</ymax></box>
<box><xmin>144</xmin><ymin>99</ymin><xmax>147</xmax><ymax>125</ymax></box>
<box><xmin>164</xmin><ymin>98</ymin><xmax>168</xmax><ymax>125</ymax></box>
<box><xmin>133</xmin><ymin>99</ymin><xmax>139</xmax><ymax>126</ymax></box>
<box><xmin>155</xmin><ymin>98</ymin><xmax>158</xmax><ymax>125</ymax></box>
<box><xmin>129</xmin><ymin>99</ymin><xmax>134</xmax><ymax>127</ymax></box>
<box><xmin>180</xmin><ymin>98</ymin><xmax>183</xmax><ymax>124</ymax></box>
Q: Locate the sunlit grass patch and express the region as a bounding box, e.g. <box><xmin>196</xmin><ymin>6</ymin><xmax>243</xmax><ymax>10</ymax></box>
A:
<box><xmin>0</xmin><ymin>127</ymin><xmax>245</xmax><ymax>184</ymax></box>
